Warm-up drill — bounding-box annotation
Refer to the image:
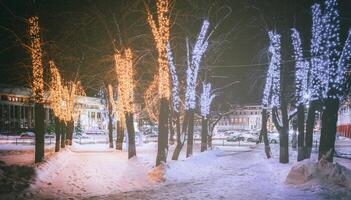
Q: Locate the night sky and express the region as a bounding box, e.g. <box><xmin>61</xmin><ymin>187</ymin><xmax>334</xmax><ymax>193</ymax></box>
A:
<box><xmin>0</xmin><ymin>0</ymin><xmax>350</xmax><ymax>106</ymax></box>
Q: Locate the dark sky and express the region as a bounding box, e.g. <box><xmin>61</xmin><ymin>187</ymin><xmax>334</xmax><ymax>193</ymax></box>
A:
<box><xmin>0</xmin><ymin>0</ymin><xmax>350</xmax><ymax>106</ymax></box>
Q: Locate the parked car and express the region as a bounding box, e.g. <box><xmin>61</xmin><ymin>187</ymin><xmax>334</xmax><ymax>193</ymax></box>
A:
<box><xmin>226</xmin><ymin>135</ymin><xmax>245</xmax><ymax>142</ymax></box>
<box><xmin>20</xmin><ymin>132</ymin><xmax>35</xmax><ymax>138</ymax></box>
<box><xmin>245</xmin><ymin>135</ymin><xmax>259</xmax><ymax>143</ymax></box>
<box><xmin>268</xmin><ymin>132</ymin><xmax>279</xmax><ymax>144</ymax></box>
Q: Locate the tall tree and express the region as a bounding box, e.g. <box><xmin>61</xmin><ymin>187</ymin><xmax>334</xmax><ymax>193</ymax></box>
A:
<box><xmin>28</xmin><ymin>16</ymin><xmax>45</xmax><ymax>163</ymax></box>
<box><xmin>114</xmin><ymin>48</ymin><xmax>136</xmax><ymax>159</ymax></box>
<box><xmin>184</xmin><ymin>20</ymin><xmax>210</xmax><ymax>158</ymax></box>
<box><xmin>318</xmin><ymin>0</ymin><xmax>351</xmax><ymax>162</ymax></box>
<box><xmin>200</xmin><ymin>82</ymin><xmax>215</xmax><ymax>152</ymax></box>
<box><xmin>145</xmin><ymin>0</ymin><xmax>171</xmax><ymax>166</ymax></box>
<box><xmin>291</xmin><ymin>28</ymin><xmax>309</xmax><ymax>161</ymax></box>
<box><xmin>166</xmin><ymin>42</ymin><xmax>180</xmax><ymax>146</ymax></box>
<box><xmin>268</xmin><ymin>31</ymin><xmax>290</xmax><ymax>163</ymax></box>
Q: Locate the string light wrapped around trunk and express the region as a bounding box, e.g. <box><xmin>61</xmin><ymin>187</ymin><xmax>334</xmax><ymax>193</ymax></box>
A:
<box><xmin>185</xmin><ymin>20</ymin><xmax>210</xmax><ymax>110</ymax></box>
<box><xmin>29</xmin><ymin>16</ymin><xmax>44</xmax><ymax>103</ymax></box>
<box><xmin>114</xmin><ymin>48</ymin><xmax>134</xmax><ymax>114</ymax></box>
<box><xmin>268</xmin><ymin>31</ymin><xmax>281</xmax><ymax>107</ymax></box>
<box><xmin>166</xmin><ymin>42</ymin><xmax>180</xmax><ymax>112</ymax></box>
<box><xmin>146</xmin><ymin>0</ymin><xmax>170</xmax><ymax>99</ymax></box>
<box><xmin>200</xmin><ymin>82</ymin><xmax>215</xmax><ymax>119</ymax></box>
<box><xmin>309</xmin><ymin>4</ymin><xmax>324</xmax><ymax>101</ymax></box>
<box><xmin>291</xmin><ymin>28</ymin><xmax>309</xmax><ymax>105</ymax></box>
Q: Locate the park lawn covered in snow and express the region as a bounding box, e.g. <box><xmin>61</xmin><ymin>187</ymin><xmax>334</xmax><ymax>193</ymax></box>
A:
<box><xmin>0</xmin><ymin>142</ymin><xmax>350</xmax><ymax>200</ymax></box>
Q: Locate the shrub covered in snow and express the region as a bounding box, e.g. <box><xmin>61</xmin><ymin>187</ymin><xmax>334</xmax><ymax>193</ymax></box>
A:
<box><xmin>286</xmin><ymin>156</ymin><xmax>351</xmax><ymax>190</ymax></box>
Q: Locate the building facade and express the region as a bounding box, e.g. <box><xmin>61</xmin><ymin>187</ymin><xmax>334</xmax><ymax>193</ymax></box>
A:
<box><xmin>337</xmin><ymin>97</ymin><xmax>351</xmax><ymax>138</ymax></box>
<box><xmin>216</xmin><ymin>105</ymin><xmax>274</xmax><ymax>131</ymax></box>
<box><xmin>0</xmin><ymin>86</ymin><xmax>108</xmax><ymax>134</ymax></box>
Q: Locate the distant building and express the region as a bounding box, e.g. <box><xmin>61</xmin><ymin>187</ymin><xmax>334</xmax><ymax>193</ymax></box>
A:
<box><xmin>337</xmin><ymin>97</ymin><xmax>351</xmax><ymax>138</ymax></box>
<box><xmin>0</xmin><ymin>86</ymin><xmax>107</xmax><ymax>134</ymax></box>
<box><xmin>216</xmin><ymin>105</ymin><xmax>274</xmax><ymax>131</ymax></box>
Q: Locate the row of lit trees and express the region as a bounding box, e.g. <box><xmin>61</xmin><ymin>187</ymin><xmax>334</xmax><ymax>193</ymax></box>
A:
<box><xmin>260</xmin><ymin>0</ymin><xmax>351</xmax><ymax>163</ymax></box>
<box><xmin>28</xmin><ymin>0</ymin><xmax>218</xmax><ymax>165</ymax></box>
<box><xmin>29</xmin><ymin>16</ymin><xmax>85</xmax><ymax>163</ymax></box>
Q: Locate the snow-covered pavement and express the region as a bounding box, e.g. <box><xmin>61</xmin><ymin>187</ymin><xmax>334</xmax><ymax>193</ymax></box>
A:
<box><xmin>2</xmin><ymin>142</ymin><xmax>350</xmax><ymax>200</ymax></box>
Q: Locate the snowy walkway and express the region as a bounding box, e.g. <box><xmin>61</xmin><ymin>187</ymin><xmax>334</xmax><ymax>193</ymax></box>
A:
<box><xmin>4</xmin><ymin>143</ymin><xmax>350</xmax><ymax>200</ymax></box>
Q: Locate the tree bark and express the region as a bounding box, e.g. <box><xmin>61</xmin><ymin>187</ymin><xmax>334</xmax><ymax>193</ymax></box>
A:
<box><xmin>125</xmin><ymin>112</ymin><xmax>136</xmax><ymax>159</ymax></box>
<box><xmin>272</xmin><ymin>106</ymin><xmax>289</xmax><ymax>163</ymax></box>
<box><xmin>108</xmin><ymin>113</ymin><xmax>114</xmax><ymax>148</ymax></box>
<box><xmin>297</xmin><ymin>104</ymin><xmax>305</xmax><ymax>161</ymax></box>
<box><xmin>291</xmin><ymin>118</ymin><xmax>297</xmax><ymax>149</ymax></box>
<box><xmin>116</xmin><ymin>120</ymin><xmax>124</xmax><ymax>150</ymax></box>
<box><xmin>61</xmin><ymin>120</ymin><xmax>66</xmax><ymax>149</ymax></box>
<box><xmin>35</xmin><ymin>103</ymin><xmax>45</xmax><ymax>163</ymax></box>
<box><xmin>66</xmin><ymin>120</ymin><xmax>74</xmax><ymax>146</ymax></box>
<box><xmin>201</xmin><ymin>117</ymin><xmax>208</xmax><ymax>152</ymax></box>
<box><xmin>186</xmin><ymin>109</ymin><xmax>195</xmax><ymax>158</ymax></box>
<box><xmin>172</xmin><ymin>111</ymin><xmax>187</xmax><ymax>160</ymax></box>
<box><xmin>259</xmin><ymin>109</ymin><xmax>271</xmax><ymax>159</ymax></box>
<box><xmin>318</xmin><ymin>98</ymin><xmax>339</xmax><ymax>162</ymax></box>
<box><xmin>54</xmin><ymin>116</ymin><xmax>61</xmax><ymax>152</ymax></box>
<box><xmin>156</xmin><ymin>99</ymin><xmax>169</xmax><ymax>166</ymax></box>
<box><xmin>169</xmin><ymin>110</ymin><xmax>175</xmax><ymax>145</ymax></box>
<box><xmin>304</xmin><ymin>101</ymin><xmax>317</xmax><ymax>159</ymax></box>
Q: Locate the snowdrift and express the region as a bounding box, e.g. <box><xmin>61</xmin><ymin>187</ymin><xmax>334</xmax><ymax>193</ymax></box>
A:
<box><xmin>286</xmin><ymin>156</ymin><xmax>351</xmax><ymax>189</ymax></box>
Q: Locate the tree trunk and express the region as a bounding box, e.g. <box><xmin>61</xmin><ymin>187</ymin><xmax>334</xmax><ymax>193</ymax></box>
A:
<box><xmin>186</xmin><ymin>109</ymin><xmax>195</xmax><ymax>158</ymax></box>
<box><xmin>169</xmin><ymin>110</ymin><xmax>175</xmax><ymax>145</ymax></box>
<box><xmin>318</xmin><ymin>98</ymin><xmax>339</xmax><ymax>162</ymax></box>
<box><xmin>54</xmin><ymin>116</ymin><xmax>61</xmax><ymax>152</ymax></box>
<box><xmin>67</xmin><ymin>120</ymin><xmax>74</xmax><ymax>146</ymax></box>
<box><xmin>172</xmin><ymin>111</ymin><xmax>187</xmax><ymax>160</ymax></box>
<box><xmin>304</xmin><ymin>100</ymin><xmax>317</xmax><ymax>159</ymax></box>
<box><xmin>108</xmin><ymin>113</ymin><xmax>114</xmax><ymax>148</ymax></box>
<box><xmin>259</xmin><ymin>109</ymin><xmax>271</xmax><ymax>159</ymax></box>
<box><xmin>116</xmin><ymin>120</ymin><xmax>124</xmax><ymax>150</ymax></box>
<box><xmin>61</xmin><ymin>120</ymin><xmax>66</xmax><ymax>149</ymax></box>
<box><xmin>125</xmin><ymin>112</ymin><xmax>136</xmax><ymax>159</ymax></box>
<box><xmin>156</xmin><ymin>98</ymin><xmax>169</xmax><ymax>166</ymax></box>
<box><xmin>272</xmin><ymin>107</ymin><xmax>289</xmax><ymax>163</ymax></box>
<box><xmin>291</xmin><ymin>118</ymin><xmax>297</xmax><ymax>149</ymax></box>
<box><xmin>35</xmin><ymin>103</ymin><xmax>45</xmax><ymax>163</ymax></box>
<box><xmin>201</xmin><ymin>116</ymin><xmax>208</xmax><ymax>152</ymax></box>
<box><xmin>297</xmin><ymin>104</ymin><xmax>305</xmax><ymax>161</ymax></box>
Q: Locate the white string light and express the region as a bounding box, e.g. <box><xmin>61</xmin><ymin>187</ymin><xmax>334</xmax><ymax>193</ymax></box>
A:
<box><xmin>166</xmin><ymin>42</ymin><xmax>180</xmax><ymax>112</ymax></box>
<box><xmin>291</xmin><ymin>28</ymin><xmax>309</xmax><ymax>105</ymax></box>
<box><xmin>200</xmin><ymin>82</ymin><xmax>215</xmax><ymax>119</ymax></box>
<box><xmin>185</xmin><ymin>20</ymin><xmax>210</xmax><ymax>110</ymax></box>
<box><xmin>269</xmin><ymin>31</ymin><xmax>281</xmax><ymax>107</ymax></box>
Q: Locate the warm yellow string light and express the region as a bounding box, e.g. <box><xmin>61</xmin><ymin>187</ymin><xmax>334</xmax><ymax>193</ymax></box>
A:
<box><xmin>48</xmin><ymin>61</ymin><xmax>85</xmax><ymax>123</ymax></box>
<box><xmin>49</xmin><ymin>60</ymin><xmax>64</xmax><ymax>120</ymax></box>
<box><xmin>144</xmin><ymin>75</ymin><xmax>160</xmax><ymax>122</ymax></box>
<box><xmin>146</xmin><ymin>0</ymin><xmax>170</xmax><ymax>99</ymax></box>
<box><xmin>29</xmin><ymin>16</ymin><xmax>44</xmax><ymax>103</ymax></box>
<box><xmin>114</xmin><ymin>48</ymin><xmax>134</xmax><ymax>114</ymax></box>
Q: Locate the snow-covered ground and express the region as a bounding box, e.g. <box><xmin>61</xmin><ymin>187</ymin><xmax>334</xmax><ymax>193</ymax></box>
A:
<box><xmin>1</xmin><ymin>137</ymin><xmax>351</xmax><ymax>200</ymax></box>
<box><xmin>0</xmin><ymin>142</ymin><xmax>348</xmax><ymax>199</ymax></box>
